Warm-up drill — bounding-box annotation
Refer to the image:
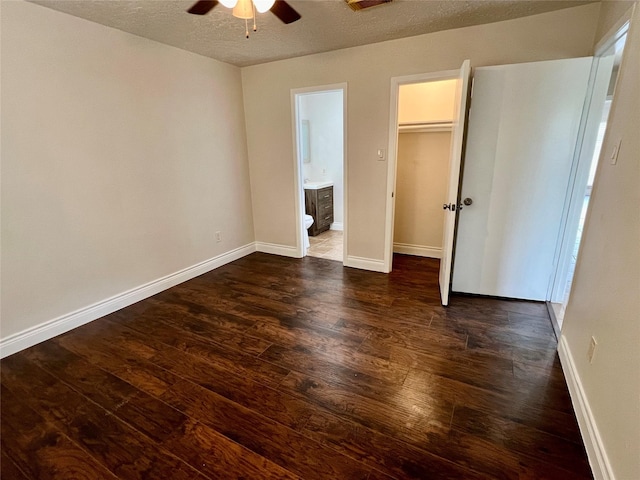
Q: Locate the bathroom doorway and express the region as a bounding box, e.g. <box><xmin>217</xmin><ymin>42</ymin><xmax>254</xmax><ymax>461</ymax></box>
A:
<box><xmin>292</xmin><ymin>84</ymin><xmax>347</xmax><ymax>262</ymax></box>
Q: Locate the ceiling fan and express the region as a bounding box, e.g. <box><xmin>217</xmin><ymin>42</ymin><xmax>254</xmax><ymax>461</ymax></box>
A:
<box><xmin>187</xmin><ymin>0</ymin><xmax>301</xmax><ymax>27</ymax></box>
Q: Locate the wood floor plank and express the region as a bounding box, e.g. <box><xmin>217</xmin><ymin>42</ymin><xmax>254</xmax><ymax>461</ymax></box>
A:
<box><xmin>243</xmin><ymin>317</ymin><xmax>365</xmax><ymax>357</ymax></box>
<box><xmin>273</xmin><ymin>352</ymin><xmax>456</xmax><ymax>428</ymax></box>
<box><xmin>1</xmin><ymin>385</ymin><xmax>118</xmax><ymax>480</ymax></box>
<box><xmin>110</xmin><ymin>315</ymin><xmax>290</xmax><ymax>388</ymax></box>
<box><xmin>144</xmin><ymin>302</ymin><xmax>273</xmax><ymax>356</ymax></box>
<box><xmin>1</xmin><ymin>252</ymin><xmax>591</xmax><ymax>479</ymax></box>
<box><xmin>443</xmin><ymin>428</ymin><xmax>593</xmax><ymax>480</ymax></box>
<box><xmin>450</xmin><ymin>294</ymin><xmax>550</xmax><ymax>318</ymax></box>
<box><xmin>287</xmin><ymin>375</ymin><xmax>572</xmax><ymax>479</ymax></box>
<box><xmin>147</xmin><ymin>345</ymin><xmax>318</xmax><ymax>431</ymax></box>
<box><xmin>22</xmin><ymin>341</ymin><xmax>188</xmax><ymax>445</ymax></box>
<box><xmin>39</xmin><ymin>334</ymin><xmax>309</xmax><ymax>479</ymax></box>
<box><xmin>447</xmin><ymin>373</ymin><xmax>582</xmax><ymax>441</ymax></box>
<box><xmin>147</xmin><ymin>292</ymin><xmax>258</xmax><ymax>332</ymax></box>
<box><xmin>1</xmin><ymin>355</ymin><xmax>207</xmax><ymax>480</ymax></box>
<box><xmin>161</xmin><ymin>379</ymin><xmax>373</xmax><ymax>480</ymax></box>
<box><xmin>259</xmin><ymin>342</ymin><xmax>409</xmax><ymax>386</ymax></box>
<box><xmin>29</xmin><ymin>342</ymin><xmax>303</xmax><ymax>479</ymax></box>
<box><xmin>451</xmin><ymin>405</ymin><xmax>592</xmax><ymax>475</ymax></box>
<box><xmin>59</xmin><ymin>315</ymin><xmax>311</xmax><ymax>435</ymax></box>
<box><xmin>363</xmin><ymin>341</ymin><xmax>517</xmax><ymax>397</ymax></box>
<box><xmin>161</xmin><ymin>418</ymin><xmax>303</xmax><ymax>480</ymax></box>
<box><xmin>1</xmin><ymin>448</ymin><xmax>30</xmax><ymax>480</ymax></box>
<box><xmin>211</xmin><ymin>286</ymin><xmax>306</xmax><ymax>318</ymax></box>
<box><xmin>54</xmin><ymin>327</ymin><xmax>182</xmax><ymax>398</ymax></box>
<box><xmin>66</xmin><ymin>313</ymin><xmax>290</xmax><ymax>391</ymax></box>
<box><xmin>279</xmin><ymin>370</ymin><xmax>454</xmax><ymax>446</ymax></box>
<box><xmin>366</xmin><ymin>469</ymin><xmax>402</xmax><ymax>480</ymax></box>
<box><xmin>302</xmin><ymin>410</ymin><xmax>490</xmax><ymax>480</ymax></box>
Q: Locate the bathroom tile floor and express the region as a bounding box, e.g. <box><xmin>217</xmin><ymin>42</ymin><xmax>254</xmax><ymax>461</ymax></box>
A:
<box><xmin>307</xmin><ymin>229</ymin><xmax>343</xmax><ymax>262</ymax></box>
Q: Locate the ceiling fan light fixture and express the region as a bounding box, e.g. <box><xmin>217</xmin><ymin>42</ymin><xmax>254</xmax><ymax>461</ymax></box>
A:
<box><xmin>219</xmin><ymin>0</ymin><xmax>238</xmax><ymax>8</ymax></box>
<box><xmin>253</xmin><ymin>0</ymin><xmax>276</xmax><ymax>14</ymax></box>
<box><xmin>232</xmin><ymin>0</ymin><xmax>253</xmax><ymax>19</ymax></box>
<box><xmin>187</xmin><ymin>0</ymin><xmax>300</xmax><ymax>29</ymax></box>
<box><xmin>346</xmin><ymin>0</ymin><xmax>392</xmax><ymax>11</ymax></box>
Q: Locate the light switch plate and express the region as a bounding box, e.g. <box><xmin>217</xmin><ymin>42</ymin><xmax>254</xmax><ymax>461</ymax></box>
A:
<box><xmin>588</xmin><ymin>336</ymin><xmax>598</xmax><ymax>363</ymax></box>
<box><xmin>610</xmin><ymin>138</ymin><xmax>622</xmax><ymax>165</ymax></box>
<box><xmin>377</xmin><ymin>149</ymin><xmax>385</xmax><ymax>161</ymax></box>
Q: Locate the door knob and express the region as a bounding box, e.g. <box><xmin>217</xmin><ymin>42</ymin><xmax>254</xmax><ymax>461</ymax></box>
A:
<box><xmin>463</xmin><ymin>197</ymin><xmax>473</xmax><ymax>206</ymax></box>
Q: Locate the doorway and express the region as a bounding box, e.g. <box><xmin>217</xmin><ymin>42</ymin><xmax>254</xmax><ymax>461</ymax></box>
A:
<box><xmin>549</xmin><ymin>26</ymin><xmax>628</xmax><ymax>328</ymax></box>
<box><xmin>292</xmin><ymin>84</ymin><xmax>347</xmax><ymax>261</ymax></box>
<box><xmin>385</xmin><ymin>61</ymin><xmax>472</xmax><ymax>306</ymax></box>
<box><xmin>392</xmin><ymin>80</ymin><xmax>457</xmax><ymax>262</ymax></box>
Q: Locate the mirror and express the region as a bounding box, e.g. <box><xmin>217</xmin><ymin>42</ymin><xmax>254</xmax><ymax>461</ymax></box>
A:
<box><xmin>301</xmin><ymin>120</ymin><xmax>311</xmax><ymax>164</ymax></box>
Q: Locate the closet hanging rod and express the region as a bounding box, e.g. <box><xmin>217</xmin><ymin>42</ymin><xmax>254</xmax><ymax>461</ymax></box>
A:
<box><xmin>398</xmin><ymin>121</ymin><xmax>453</xmax><ymax>133</ymax></box>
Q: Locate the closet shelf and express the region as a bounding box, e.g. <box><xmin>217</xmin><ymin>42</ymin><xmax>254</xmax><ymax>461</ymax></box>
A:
<box><xmin>398</xmin><ymin>121</ymin><xmax>453</xmax><ymax>133</ymax></box>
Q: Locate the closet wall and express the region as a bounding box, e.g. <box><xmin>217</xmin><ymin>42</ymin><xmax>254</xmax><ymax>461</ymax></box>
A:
<box><xmin>393</xmin><ymin>80</ymin><xmax>456</xmax><ymax>258</ymax></box>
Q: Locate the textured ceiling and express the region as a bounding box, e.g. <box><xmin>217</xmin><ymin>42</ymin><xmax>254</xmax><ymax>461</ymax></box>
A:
<box><xmin>31</xmin><ymin>0</ymin><xmax>594</xmax><ymax>67</ymax></box>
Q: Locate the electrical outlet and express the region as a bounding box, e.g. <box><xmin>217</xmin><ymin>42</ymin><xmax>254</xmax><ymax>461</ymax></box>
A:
<box><xmin>215</xmin><ymin>231</ymin><xmax>222</xmax><ymax>243</ymax></box>
<box><xmin>588</xmin><ymin>336</ymin><xmax>598</xmax><ymax>364</ymax></box>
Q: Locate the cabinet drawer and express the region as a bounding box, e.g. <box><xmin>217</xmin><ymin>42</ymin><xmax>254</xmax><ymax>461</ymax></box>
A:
<box><xmin>318</xmin><ymin>202</ymin><xmax>333</xmax><ymax>216</ymax></box>
<box><xmin>317</xmin><ymin>187</ymin><xmax>333</xmax><ymax>205</ymax></box>
<box><xmin>318</xmin><ymin>213</ymin><xmax>334</xmax><ymax>228</ymax></box>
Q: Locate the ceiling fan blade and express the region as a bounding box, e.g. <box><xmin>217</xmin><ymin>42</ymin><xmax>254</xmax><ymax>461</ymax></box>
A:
<box><xmin>187</xmin><ymin>0</ymin><xmax>218</xmax><ymax>15</ymax></box>
<box><xmin>270</xmin><ymin>1</ymin><xmax>301</xmax><ymax>24</ymax></box>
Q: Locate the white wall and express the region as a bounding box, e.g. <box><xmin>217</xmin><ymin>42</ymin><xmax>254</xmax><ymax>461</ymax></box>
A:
<box><xmin>299</xmin><ymin>91</ymin><xmax>344</xmax><ymax>226</ymax></box>
<box><xmin>398</xmin><ymin>80</ymin><xmax>457</xmax><ymax>124</ymax></box>
<box><xmin>560</xmin><ymin>3</ymin><xmax>640</xmax><ymax>479</ymax></box>
<box><xmin>241</xmin><ymin>4</ymin><xmax>600</xmax><ymax>262</ymax></box>
<box><xmin>1</xmin><ymin>2</ymin><xmax>254</xmax><ymax>342</ymax></box>
<box><xmin>393</xmin><ymin>131</ymin><xmax>451</xmax><ymax>255</ymax></box>
<box><xmin>594</xmin><ymin>1</ymin><xmax>636</xmax><ymax>43</ymax></box>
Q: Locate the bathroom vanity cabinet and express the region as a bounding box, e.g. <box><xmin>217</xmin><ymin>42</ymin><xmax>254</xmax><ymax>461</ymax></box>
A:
<box><xmin>305</xmin><ymin>186</ymin><xmax>334</xmax><ymax>236</ymax></box>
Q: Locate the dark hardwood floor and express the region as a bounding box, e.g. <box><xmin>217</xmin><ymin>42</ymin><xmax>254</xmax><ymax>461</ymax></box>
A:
<box><xmin>1</xmin><ymin>253</ymin><xmax>592</xmax><ymax>479</ymax></box>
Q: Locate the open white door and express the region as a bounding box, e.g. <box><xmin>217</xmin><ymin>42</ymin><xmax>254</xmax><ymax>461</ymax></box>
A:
<box><xmin>452</xmin><ymin>58</ymin><xmax>592</xmax><ymax>300</ymax></box>
<box><xmin>438</xmin><ymin>60</ymin><xmax>471</xmax><ymax>306</ymax></box>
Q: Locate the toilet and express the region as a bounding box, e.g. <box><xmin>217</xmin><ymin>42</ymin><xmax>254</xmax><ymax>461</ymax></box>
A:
<box><xmin>304</xmin><ymin>214</ymin><xmax>314</xmax><ymax>249</ymax></box>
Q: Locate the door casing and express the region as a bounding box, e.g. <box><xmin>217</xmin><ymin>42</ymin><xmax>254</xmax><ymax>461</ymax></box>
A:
<box><xmin>384</xmin><ymin>69</ymin><xmax>459</xmax><ymax>274</ymax></box>
<box><xmin>291</xmin><ymin>83</ymin><xmax>348</xmax><ymax>259</ymax></box>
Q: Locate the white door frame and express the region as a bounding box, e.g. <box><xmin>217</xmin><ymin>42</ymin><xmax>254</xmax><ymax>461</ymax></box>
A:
<box><xmin>548</xmin><ymin>21</ymin><xmax>629</xmax><ymax>303</ymax></box>
<box><xmin>291</xmin><ymin>83</ymin><xmax>348</xmax><ymax>259</ymax></box>
<box><xmin>384</xmin><ymin>70</ymin><xmax>459</xmax><ymax>273</ymax></box>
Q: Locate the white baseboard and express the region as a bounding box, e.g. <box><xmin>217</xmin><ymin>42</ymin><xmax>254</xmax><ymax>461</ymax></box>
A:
<box><xmin>545</xmin><ymin>301</ymin><xmax>562</xmax><ymax>341</ymax></box>
<box><xmin>0</xmin><ymin>243</ymin><xmax>256</xmax><ymax>359</ymax></box>
<box><xmin>557</xmin><ymin>335</ymin><xmax>613</xmax><ymax>480</ymax></box>
<box><xmin>393</xmin><ymin>243</ymin><xmax>442</xmax><ymax>259</ymax></box>
<box><xmin>255</xmin><ymin>242</ymin><xmax>301</xmax><ymax>258</ymax></box>
<box><xmin>344</xmin><ymin>255</ymin><xmax>386</xmax><ymax>273</ymax></box>
<box><xmin>330</xmin><ymin>222</ymin><xmax>344</xmax><ymax>231</ymax></box>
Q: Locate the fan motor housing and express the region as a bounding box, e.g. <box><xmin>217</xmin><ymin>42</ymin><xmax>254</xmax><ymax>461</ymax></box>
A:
<box><xmin>346</xmin><ymin>0</ymin><xmax>392</xmax><ymax>12</ymax></box>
